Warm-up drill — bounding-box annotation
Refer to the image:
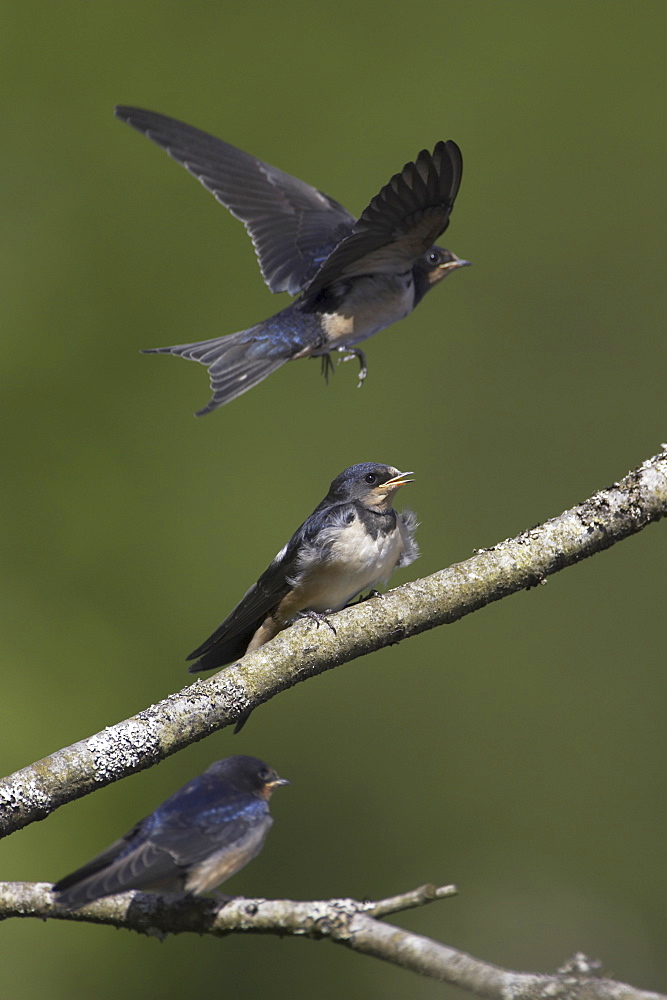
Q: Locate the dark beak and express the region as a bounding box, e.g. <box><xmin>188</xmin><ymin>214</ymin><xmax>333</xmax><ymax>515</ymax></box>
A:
<box><xmin>439</xmin><ymin>252</ymin><xmax>471</xmax><ymax>272</ymax></box>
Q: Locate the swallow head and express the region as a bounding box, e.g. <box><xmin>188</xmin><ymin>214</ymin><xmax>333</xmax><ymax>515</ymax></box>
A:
<box><xmin>327</xmin><ymin>463</ymin><xmax>414</xmax><ymax>510</ymax></box>
<box><xmin>206</xmin><ymin>756</ymin><xmax>289</xmax><ymax>799</ymax></box>
<box><xmin>417</xmin><ymin>245</ymin><xmax>471</xmax><ymax>288</ymax></box>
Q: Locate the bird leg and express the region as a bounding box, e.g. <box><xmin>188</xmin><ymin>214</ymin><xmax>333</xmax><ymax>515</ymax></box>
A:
<box><xmin>336</xmin><ymin>346</ymin><xmax>368</xmax><ymax>387</ymax></box>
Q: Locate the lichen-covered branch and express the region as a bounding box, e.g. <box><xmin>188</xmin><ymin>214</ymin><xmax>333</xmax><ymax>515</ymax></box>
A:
<box><xmin>1</xmin><ymin>447</ymin><xmax>666</xmax><ymax>839</ymax></box>
<box><xmin>0</xmin><ymin>881</ymin><xmax>663</xmax><ymax>1000</ymax></box>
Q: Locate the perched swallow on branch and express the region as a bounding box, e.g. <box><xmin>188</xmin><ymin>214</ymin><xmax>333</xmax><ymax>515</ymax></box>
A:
<box><xmin>187</xmin><ymin>463</ymin><xmax>418</xmax><ymax>673</ymax></box>
<box><xmin>52</xmin><ymin>756</ymin><xmax>288</xmax><ymax>908</ymax></box>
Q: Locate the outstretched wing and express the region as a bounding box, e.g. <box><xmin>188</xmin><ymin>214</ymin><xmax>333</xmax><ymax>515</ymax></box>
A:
<box><xmin>115</xmin><ymin>106</ymin><xmax>355</xmax><ymax>295</ymax></box>
<box><xmin>302</xmin><ymin>140</ymin><xmax>463</xmax><ymax>299</ymax></box>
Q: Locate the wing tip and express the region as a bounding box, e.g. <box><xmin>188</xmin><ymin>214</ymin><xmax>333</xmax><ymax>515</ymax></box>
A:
<box><xmin>193</xmin><ymin>400</ymin><xmax>219</xmax><ymax>418</ymax></box>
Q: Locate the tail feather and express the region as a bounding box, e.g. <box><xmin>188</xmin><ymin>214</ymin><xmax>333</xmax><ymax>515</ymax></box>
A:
<box><xmin>186</xmin><ymin>631</ymin><xmax>253</xmax><ymax>672</ymax></box>
<box><xmin>143</xmin><ymin>330</ymin><xmax>287</xmax><ymax>415</ymax></box>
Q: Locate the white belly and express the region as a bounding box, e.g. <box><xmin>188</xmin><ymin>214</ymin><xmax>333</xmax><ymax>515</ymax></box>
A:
<box><xmin>299</xmin><ymin>517</ymin><xmax>405</xmax><ymax>611</ymax></box>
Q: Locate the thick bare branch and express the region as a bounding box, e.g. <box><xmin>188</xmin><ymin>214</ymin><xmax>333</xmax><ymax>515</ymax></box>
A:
<box><xmin>0</xmin><ymin>881</ymin><xmax>663</xmax><ymax>1000</ymax></box>
<box><xmin>1</xmin><ymin>447</ymin><xmax>666</xmax><ymax>839</ymax></box>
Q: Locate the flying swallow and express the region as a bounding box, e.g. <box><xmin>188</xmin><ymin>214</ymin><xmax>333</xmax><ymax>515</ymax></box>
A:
<box><xmin>52</xmin><ymin>755</ymin><xmax>288</xmax><ymax>908</ymax></box>
<box><xmin>115</xmin><ymin>106</ymin><xmax>469</xmax><ymax>415</ymax></box>
<box><xmin>187</xmin><ymin>463</ymin><xmax>418</xmax><ymax>673</ymax></box>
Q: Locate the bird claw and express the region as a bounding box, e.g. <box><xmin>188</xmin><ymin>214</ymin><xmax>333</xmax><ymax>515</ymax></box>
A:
<box><xmin>320</xmin><ymin>353</ymin><xmax>335</xmax><ymax>384</ymax></box>
<box><xmin>336</xmin><ymin>347</ymin><xmax>368</xmax><ymax>388</ymax></box>
<box><xmin>211</xmin><ymin>891</ymin><xmax>236</xmax><ymax>907</ymax></box>
<box><xmin>352</xmin><ymin>589</ymin><xmax>382</xmax><ymax>604</ymax></box>
<box><xmin>297</xmin><ymin>610</ymin><xmax>337</xmax><ymax>636</ymax></box>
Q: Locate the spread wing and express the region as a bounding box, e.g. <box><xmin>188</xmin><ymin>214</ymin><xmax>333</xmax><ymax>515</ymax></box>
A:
<box><xmin>302</xmin><ymin>140</ymin><xmax>463</xmax><ymax>299</ymax></box>
<box><xmin>115</xmin><ymin>106</ymin><xmax>355</xmax><ymax>295</ymax></box>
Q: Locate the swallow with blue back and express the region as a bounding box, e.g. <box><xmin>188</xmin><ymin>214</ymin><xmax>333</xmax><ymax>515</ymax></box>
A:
<box><xmin>115</xmin><ymin>106</ymin><xmax>469</xmax><ymax>415</ymax></box>
<box><xmin>52</xmin><ymin>756</ymin><xmax>288</xmax><ymax>909</ymax></box>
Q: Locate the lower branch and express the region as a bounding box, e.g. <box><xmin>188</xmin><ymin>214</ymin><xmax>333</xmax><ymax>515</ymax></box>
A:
<box><xmin>0</xmin><ymin>881</ymin><xmax>663</xmax><ymax>1000</ymax></box>
<box><xmin>1</xmin><ymin>447</ymin><xmax>666</xmax><ymax>838</ymax></box>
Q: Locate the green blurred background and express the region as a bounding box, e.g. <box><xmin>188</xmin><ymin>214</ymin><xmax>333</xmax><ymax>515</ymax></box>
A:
<box><xmin>1</xmin><ymin>3</ymin><xmax>666</xmax><ymax>997</ymax></box>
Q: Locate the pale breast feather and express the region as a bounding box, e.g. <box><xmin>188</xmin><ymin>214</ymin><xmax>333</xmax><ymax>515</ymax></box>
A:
<box><xmin>320</xmin><ymin>272</ymin><xmax>416</xmax><ymax>348</ymax></box>
<box><xmin>327</xmin><ymin>513</ymin><xmax>404</xmax><ymax>581</ymax></box>
<box><xmin>397</xmin><ymin>509</ymin><xmax>419</xmax><ymax>567</ymax></box>
<box><xmin>287</xmin><ymin>509</ymin><xmax>407</xmax><ymax>611</ymax></box>
<box><xmin>184</xmin><ymin>816</ymin><xmax>272</xmax><ymax>895</ymax></box>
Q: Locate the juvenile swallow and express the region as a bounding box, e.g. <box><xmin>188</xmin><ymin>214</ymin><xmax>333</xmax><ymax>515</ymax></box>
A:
<box><xmin>187</xmin><ymin>463</ymin><xmax>418</xmax><ymax>673</ymax></box>
<box><xmin>115</xmin><ymin>106</ymin><xmax>469</xmax><ymax>415</ymax></box>
<box><xmin>52</xmin><ymin>755</ymin><xmax>288</xmax><ymax>909</ymax></box>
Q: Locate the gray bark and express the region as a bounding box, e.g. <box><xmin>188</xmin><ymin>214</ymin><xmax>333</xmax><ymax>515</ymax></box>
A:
<box><xmin>1</xmin><ymin>446</ymin><xmax>666</xmax><ymax>840</ymax></box>
<box><xmin>0</xmin><ymin>881</ymin><xmax>663</xmax><ymax>1000</ymax></box>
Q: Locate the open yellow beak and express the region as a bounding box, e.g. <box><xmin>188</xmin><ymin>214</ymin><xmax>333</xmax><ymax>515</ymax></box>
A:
<box><xmin>379</xmin><ymin>470</ymin><xmax>415</xmax><ymax>491</ymax></box>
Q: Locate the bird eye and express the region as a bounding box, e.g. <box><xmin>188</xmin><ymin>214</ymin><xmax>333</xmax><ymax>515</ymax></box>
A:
<box><xmin>258</xmin><ymin>767</ymin><xmax>271</xmax><ymax>781</ymax></box>
<box><xmin>365</xmin><ymin>473</ymin><xmax>378</xmax><ymax>484</ymax></box>
<box><xmin>427</xmin><ymin>249</ymin><xmax>441</xmax><ymax>265</ymax></box>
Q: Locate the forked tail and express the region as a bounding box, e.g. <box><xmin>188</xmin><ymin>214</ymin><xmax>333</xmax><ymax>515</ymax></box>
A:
<box><xmin>143</xmin><ymin>329</ymin><xmax>288</xmax><ymax>416</ymax></box>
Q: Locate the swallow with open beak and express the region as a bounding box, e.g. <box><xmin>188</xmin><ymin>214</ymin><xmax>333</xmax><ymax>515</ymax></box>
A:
<box><xmin>187</xmin><ymin>463</ymin><xmax>418</xmax><ymax>673</ymax></box>
<box><xmin>115</xmin><ymin>106</ymin><xmax>469</xmax><ymax>415</ymax></box>
<box><xmin>52</xmin><ymin>755</ymin><xmax>289</xmax><ymax>909</ymax></box>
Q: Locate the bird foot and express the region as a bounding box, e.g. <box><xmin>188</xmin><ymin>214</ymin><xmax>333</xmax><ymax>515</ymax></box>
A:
<box><xmin>352</xmin><ymin>589</ymin><xmax>382</xmax><ymax>604</ymax></box>
<box><xmin>320</xmin><ymin>353</ymin><xmax>335</xmax><ymax>384</ymax></box>
<box><xmin>297</xmin><ymin>610</ymin><xmax>337</xmax><ymax>635</ymax></box>
<box><xmin>337</xmin><ymin>347</ymin><xmax>368</xmax><ymax>387</ymax></box>
<box><xmin>211</xmin><ymin>891</ymin><xmax>236</xmax><ymax>907</ymax></box>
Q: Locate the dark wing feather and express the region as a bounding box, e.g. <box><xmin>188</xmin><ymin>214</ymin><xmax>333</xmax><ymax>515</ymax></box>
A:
<box><xmin>115</xmin><ymin>106</ymin><xmax>355</xmax><ymax>295</ymax></box>
<box><xmin>186</xmin><ymin>541</ymin><xmax>299</xmax><ymax>664</ymax></box>
<box><xmin>186</xmin><ymin>501</ymin><xmax>345</xmax><ymax>668</ymax></box>
<box><xmin>53</xmin><ymin>820</ymin><xmax>148</xmax><ymax>894</ymax></box>
<box><xmin>52</xmin><ymin>817</ymin><xmax>186</xmax><ymax>906</ymax></box>
<box><xmin>152</xmin><ymin>801</ymin><xmax>262</xmax><ymax>860</ymax></box>
<box><xmin>53</xmin><ymin>785</ymin><xmax>266</xmax><ymax>907</ymax></box>
<box><xmin>302</xmin><ymin>140</ymin><xmax>463</xmax><ymax>298</ymax></box>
